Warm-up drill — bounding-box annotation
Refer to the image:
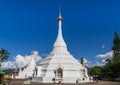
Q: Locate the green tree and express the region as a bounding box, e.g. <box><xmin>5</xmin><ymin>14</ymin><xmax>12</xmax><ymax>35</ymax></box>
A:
<box><xmin>0</xmin><ymin>49</ymin><xmax>9</xmax><ymax>67</ymax></box>
<box><xmin>112</xmin><ymin>32</ymin><xmax>120</xmax><ymax>57</ymax></box>
<box><xmin>111</xmin><ymin>32</ymin><xmax>120</xmax><ymax>77</ymax></box>
<box><xmin>104</xmin><ymin>32</ymin><xmax>120</xmax><ymax>78</ymax></box>
<box><xmin>103</xmin><ymin>59</ymin><xmax>112</xmax><ymax>78</ymax></box>
<box><xmin>90</xmin><ymin>66</ymin><xmax>103</xmax><ymax>76</ymax></box>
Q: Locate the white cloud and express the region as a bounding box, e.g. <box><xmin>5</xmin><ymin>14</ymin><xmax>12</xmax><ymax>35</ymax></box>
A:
<box><xmin>96</xmin><ymin>51</ymin><xmax>113</xmax><ymax>59</ymax></box>
<box><xmin>41</xmin><ymin>53</ymin><xmax>48</xmax><ymax>57</ymax></box>
<box><xmin>83</xmin><ymin>58</ymin><xmax>88</xmax><ymax>63</ymax></box>
<box><xmin>101</xmin><ymin>59</ymin><xmax>106</xmax><ymax>63</ymax></box>
<box><xmin>15</xmin><ymin>55</ymin><xmax>30</xmax><ymax>68</ymax></box>
<box><xmin>1</xmin><ymin>51</ymin><xmax>42</xmax><ymax>69</ymax></box>
<box><xmin>81</xmin><ymin>58</ymin><xmax>92</xmax><ymax>67</ymax></box>
<box><xmin>88</xmin><ymin>51</ymin><xmax>113</xmax><ymax>67</ymax></box>
<box><xmin>1</xmin><ymin>61</ymin><xmax>16</xmax><ymax>69</ymax></box>
<box><xmin>101</xmin><ymin>45</ymin><xmax>105</xmax><ymax>48</ymax></box>
<box><xmin>88</xmin><ymin>61</ymin><xmax>105</xmax><ymax>67</ymax></box>
<box><xmin>33</xmin><ymin>51</ymin><xmax>42</xmax><ymax>63</ymax></box>
<box><xmin>77</xmin><ymin>51</ymin><xmax>113</xmax><ymax>68</ymax></box>
<box><xmin>79</xmin><ymin>58</ymin><xmax>104</xmax><ymax>67</ymax></box>
<box><xmin>92</xmin><ymin>61</ymin><xmax>105</xmax><ymax>67</ymax></box>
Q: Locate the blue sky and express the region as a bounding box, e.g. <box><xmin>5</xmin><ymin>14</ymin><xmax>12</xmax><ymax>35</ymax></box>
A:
<box><xmin>0</xmin><ymin>0</ymin><xmax>120</xmax><ymax>66</ymax></box>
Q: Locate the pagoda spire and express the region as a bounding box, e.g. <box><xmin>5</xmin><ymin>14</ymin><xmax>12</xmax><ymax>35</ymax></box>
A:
<box><xmin>53</xmin><ymin>8</ymin><xmax>67</xmax><ymax>48</ymax></box>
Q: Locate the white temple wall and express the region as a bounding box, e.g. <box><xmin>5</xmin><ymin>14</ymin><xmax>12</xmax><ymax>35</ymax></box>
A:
<box><xmin>63</xmin><ymin>71</ymin><xmax>80</xmax><ymax>77</ymax></box>
<box><xmin>45</xmin><ymin>70</ymin><xmax>55</xmax><ymax>77</ymax></box>
<box><xmin>37</xmin><ymin>66</ymin><xmax>42</xmax><ymax>76</ymax></box>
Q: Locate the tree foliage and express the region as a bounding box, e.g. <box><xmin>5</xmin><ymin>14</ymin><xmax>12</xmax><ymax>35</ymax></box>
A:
<box><xmin>0</xmin><ymin>49</ymin><xmax>9</xmax><ymax>67</ymax></box>
<box><xmin>104</xmin><ymin>32</ymin><xmax>120</xmax><ymax>78</ymax></box>
<box><xmin>111</xmin><ymin>32</ymin><xmax>120</xmax><ymax>76</ymax></box>
<box><xmin>90</xmin><ymin>66</ymin><xmax>103</xmax><ymax>75</ymax></box>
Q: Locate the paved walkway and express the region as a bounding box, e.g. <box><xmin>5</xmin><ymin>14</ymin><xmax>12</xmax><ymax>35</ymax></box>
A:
<box><xmin>8</xmin><ymin>80</ymin><xmax>120</xmax><ymax>85</ymax></box>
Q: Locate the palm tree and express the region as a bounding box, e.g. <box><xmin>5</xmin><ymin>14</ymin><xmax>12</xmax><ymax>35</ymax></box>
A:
<box><xmin>0</xmin><ymin>49</ymin><xmax>9</xmax><ymax>67</ymax></box>
<box><xmin>80</xmin><ymin>57</ymin><xmax>84</xmax><ymax>66</ymax></box>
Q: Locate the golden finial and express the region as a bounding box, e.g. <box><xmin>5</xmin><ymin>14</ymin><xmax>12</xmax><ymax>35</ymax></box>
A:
<box><xmin>58</xmin><ymin>5</ymin><xmax>62</xmax><ymax>21</ymax></box>
<box><xmin>32</xmin><ymin>50</ymin><xmax>35</xmax><ymax>55</ymax></box>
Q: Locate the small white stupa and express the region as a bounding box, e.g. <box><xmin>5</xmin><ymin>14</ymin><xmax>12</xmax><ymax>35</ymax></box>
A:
<box><xmin>32</xmin><ymin>11</ymin><xmax>90</xmax><ymax>83</ymax></box>
<box><xmin>15</xmin><ymin>51</ymin><xmax>37</xmax><ymax>79</ymax></box>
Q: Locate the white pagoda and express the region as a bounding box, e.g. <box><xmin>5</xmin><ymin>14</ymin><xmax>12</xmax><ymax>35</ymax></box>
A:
<box><xmin>32</xmin><ymin>12</ymin><xmax>90</xmax><ymax>83</ymax></box>
<box><xmin>15</xmin><ymin>51</ymin><xmax>37</xmax><ymax>79</ymax></box>
<box><xmin>15</xmin><ymin>11</ymin><xmax>91</xmax><ymax>83</ymax></box>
